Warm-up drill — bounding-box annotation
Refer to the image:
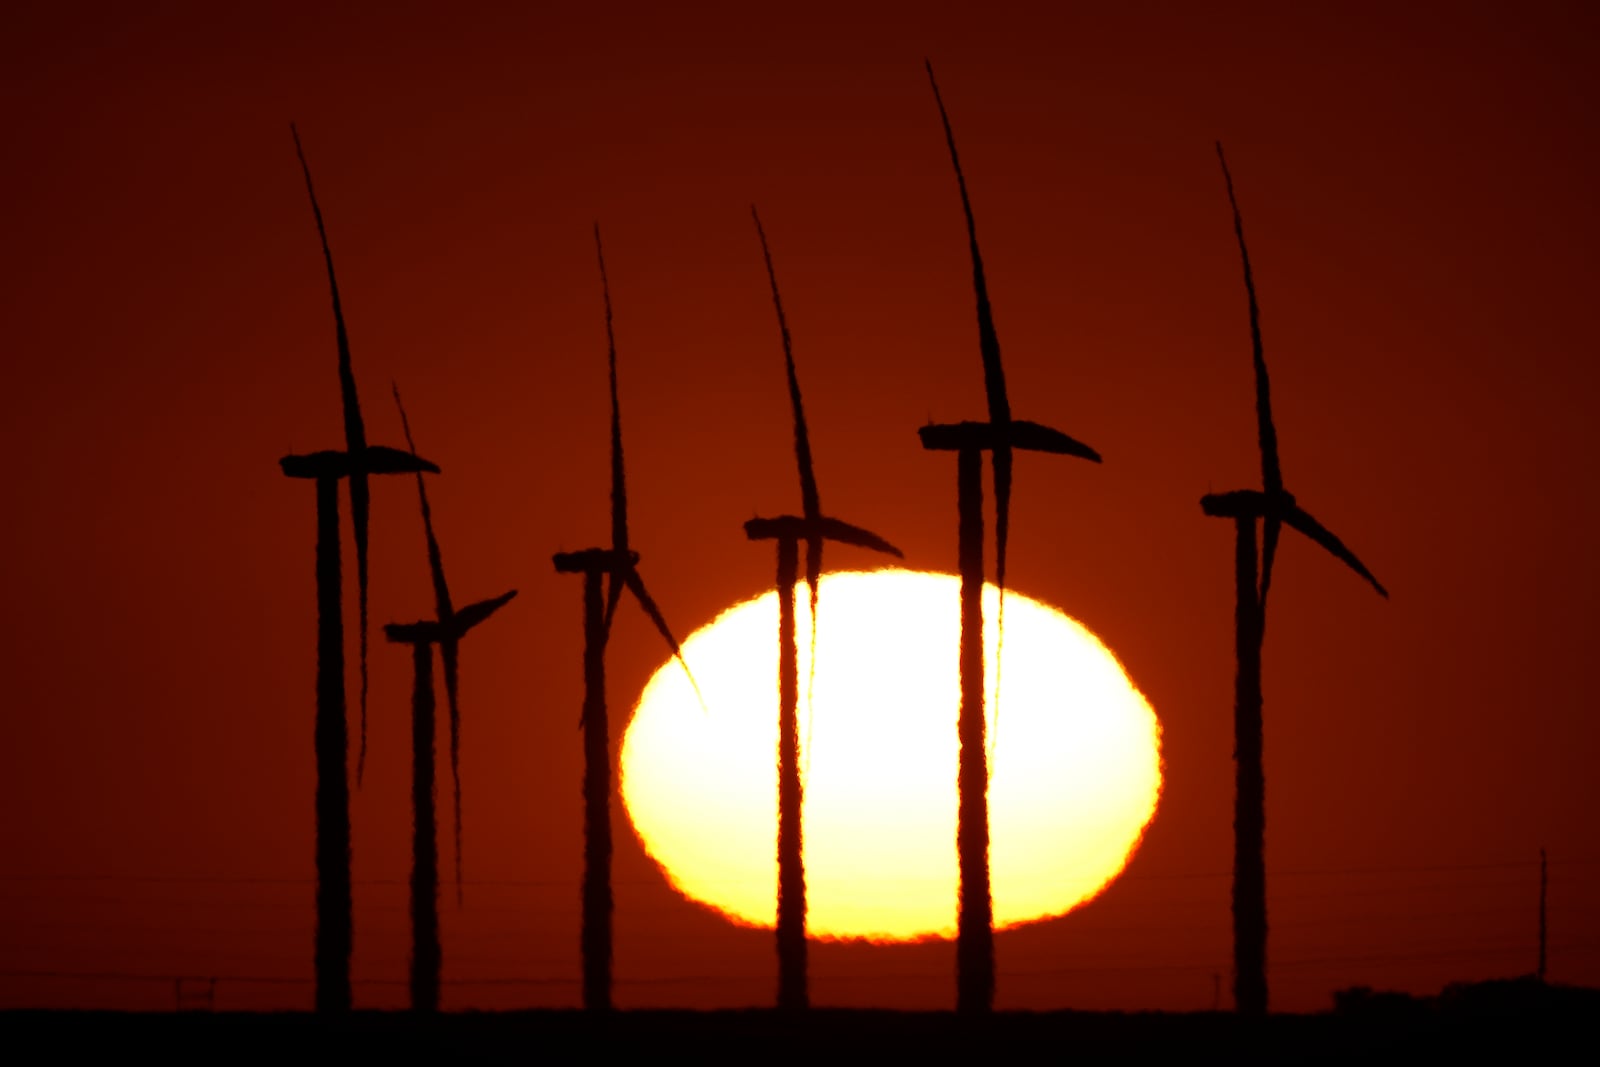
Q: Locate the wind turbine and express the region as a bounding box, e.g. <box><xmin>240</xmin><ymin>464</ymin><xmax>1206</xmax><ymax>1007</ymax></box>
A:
<box><xmin>553</xmin><ymin>225</ymin><xmax>702</xmax><ymax>1013</ymax></box>
<box><xmin>278</xmin><ymin>125</ymin><xmax>438</xmax><ymax>1014</ymax></box>
<box><xmin>1200</xmin><ymin>143</ymin><xmax>1388</xmax><ymax>1017</ymax></box>
<box><xmin>382</xmin><ymin>387</ymin><xmax>517</xmax><ymax>1012</ymax></box>
<box><xmin>743</xmin><ymin>206</ymin><xmax>902</xmax><ymax>1010</ymax></box>
<box><xmin>391</xmin><ymin>385</ymin><xmax>510</xmax><ymax>904</ymax></box>
<box><xmin>916</xmin><ymin>62</ymin><xmax>1102</xmax><ymax>1015</ymax></box>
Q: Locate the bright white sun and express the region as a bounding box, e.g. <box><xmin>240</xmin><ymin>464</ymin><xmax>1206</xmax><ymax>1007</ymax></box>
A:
<box><xmin>619</xmin><ymin>568</ymin><xmax>1161</xmax><ymax>942</ymax></box>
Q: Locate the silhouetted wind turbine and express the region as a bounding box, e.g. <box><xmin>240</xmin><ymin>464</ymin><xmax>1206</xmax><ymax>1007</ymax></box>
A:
<box><xmin>1201</xmin><ymin>142</ymin><xmax>1388</xmax><ymax>1017</ymax></box>
<box><xmin>917</xmin><ymin>62</ymin><xmax>1102</xmax><ymax>1015</ymax></box>
<box><xmin>744</xmin><ymin>206</ymin><xmax>902</xmax><ymax>1011</ymax></box>
<box><xmin>278</xmin><ymin>124</ymin><xmax>439</xmax><ymax>1014</ymax></box>
<box><xmin>381</xmin><ymin>387</ymin><xmax>517</xmax><ymax>1012</ymax></box>
<box><xmin>392</xmin><ymin>385</ymin><xmax>508</xmax><ymax>906</ymax></box>
<box><xmin>553</xmin><ymin>225</ymin><xmax>703</xmax><ymax>1013</ymax></box>
<box><xmin>282</xmin><ymin>127</ymin><xmax>384</xmax><ymax>780</ymax></box>
<box><xmin>383</xmin><ymin>591</ymin><xmax>515</xmax><ymax>1013</ymax></box>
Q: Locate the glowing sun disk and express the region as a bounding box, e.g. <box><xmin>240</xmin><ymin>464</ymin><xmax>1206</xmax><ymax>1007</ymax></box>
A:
<box><xmin>620</xmin><ymin>568</ymin><xmax>1162</xmax><ymax>942</ymax></box>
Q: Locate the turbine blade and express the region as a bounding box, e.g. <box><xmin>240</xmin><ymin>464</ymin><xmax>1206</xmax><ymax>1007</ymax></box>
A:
<box><xmin>1260</xmin><ymin>513</ymin><xmax>1281</xmax><ymax>618</ymax></box>
<box><xmin>816</xmin><ymin>517</ymin><xmax>903</xmax><ymax>557</ymax></box>
<box><xmin>603</xmin><ymin>575</ymin><xmax>625</xmax><ymax>640</ymax></box>
<box><xmin>441</xmin><ymin>635</ymin><xmax>464</xmax><ymax>908</ymax></box>
<box><xmin>355</xmin><ymin>446</ymin><xmax>440</xmax><ymax>475</ymax></box>
<box><xmin>925</xmin><ymin>61</ymin><xmax>1010</xmax><ymax>430</ymax></box>
<box><xmin>804</xmin><ymin>530</ymin><xmax>822</xmax><ymax>731</ymax></box>
<box><xmin>293</xmin><ymin>122</ymin><xmax>373</xmax><ymax>784</ymax></box>
<box><xmin>393</xmin><ymin>385</ymin><xmax>454</xmax><ymax>625</ymax></box>
<box><xmin>440</xmin><ymin>587</ymin><xmax>521</xmax><ymax>881</ymax></box>
<box><xmin>453</xmin><ymin>589</ymin><xmax>518</xmax><ymax>633</ymax></box>
<box><xmin>292</xmin><ymin>125</ymin><xmax>368</xmax><ymax>465</ymax></box>
<box><xmin>393</xmin><ymin>382</ymin><xmax>465</xmax><ymax>903</ymax></box>
<box><xmin>1005</xmin><ymin>421</ymin><xmax>1102</xmax><ymax>461</ymax></box>
<box><xmin>751</xmin><ymin>206</ymin><xmax>821</xmax><ymax>524</ymax></box>
<box><xmin>992</xmin><ymin>440</ymin><xmax>1012</xmax><ymax>644</ymax></box>
<box><xmin>1216</xmin><ymin>143</ymin><xmax>1283</xmax><ymax>498</ymax></box>
<box><xmin>993</xmin><ymin>445</ymin><xmax>1012</xmax><ymax>598</ymax></box>
<box><xmin>595</xmin><ymin>224</ymin><xmax>630</xmax><ymax>561</ymax></box>
<box><xmin>623</xmin><ymin>568</ymin><xmax>708</xmax><ymax>711</ymax></box>
<box><xmin>928</xmin><ymin>61</ymin><xmax>1016</xmax><ymax>747</ymax></box>
<box><xmin>1282</xmin><ymin>504</ymin><xmax>1388</xmax><ymax>599</ymax></box>
<box><xmin>988</xmin><ymin>438</ymin><xmax>1012</xmax><ymax>782</ymax></box>
<box><xmin>752</xmin><ymin>204</ymin><xmax>825</xmax><ymax>743</ymax></box>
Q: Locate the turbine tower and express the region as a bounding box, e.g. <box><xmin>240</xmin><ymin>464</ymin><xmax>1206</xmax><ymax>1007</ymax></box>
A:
<box><xmin>553</xmin><ymin>225</ymin><xmax>702</xmax><ymax>1013</ymax></box>
<box><xmin>1201</xmin><ymin>143</ymin><xmax>1388</xmax><ymax>1017</ymax></box>
<box><xmin>917</xmin><ymin>63</ymin><xmax>1102</xmax><ymax>1014</ymax></box>
<box><xmin>278</xmin><ymin>125</ymin><xmax>438</xmax><ymax>1013</ymax></box>
<box><xmin>744</xmin><ymin>206</ymin><xmax>902</xmax><ymax>1010</ymax></box>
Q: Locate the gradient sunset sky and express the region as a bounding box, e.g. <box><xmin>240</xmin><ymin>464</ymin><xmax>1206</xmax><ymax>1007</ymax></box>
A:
<box><xmin>2</xmin><ymin>1</ymin><xmax>1595</xmax><ymax>1012</ymax></box>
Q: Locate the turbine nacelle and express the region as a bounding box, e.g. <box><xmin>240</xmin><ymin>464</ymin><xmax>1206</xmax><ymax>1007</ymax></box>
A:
<box><xmin>1200</xmin><ymin>488</ymin><xmax>1387</xmax><ymax>599</ymax></box>
<box><xmin>919</xmin><ymin>420</ymin><xmax>1102</xmax><ymax>463</ymax></box>
<box><xmin>744</xmin><ymin>515</ymin><xmax>903</xmax><ymax>558</ymax></box>
<box><xmin>554</xmin><ymin>546</ymin><xmax>701</xmax><ymax>709</ymax></box>
<box><xmin>552</xmin><ymin>547</ymin><xmax>642</xmax><ymax>575</ymax></box>
<box><xmin>281</xmin><ymin>446</ymin><xmax>440</xmax><ymax>481</ymax></box>
<box><xmin>1199</xmin><ymin>488</ymin><xmax>1296</xmax><ymax>520</ymax></box>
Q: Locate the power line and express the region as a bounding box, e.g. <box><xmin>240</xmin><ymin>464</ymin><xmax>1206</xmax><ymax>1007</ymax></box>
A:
<box><xmin>1122</xmin><ymin>856</ymin><xmax>1600</xmax><ymax>883</ymax></box>
<box><xmin>2</xmin><ymin>855</ymin><xmax>1593</xmax><ymax>888</ymax></box>
<box><xmin>7</xmin><ymin>941</ymin><xmax>1593</xmax><ymax>989</ymax></box>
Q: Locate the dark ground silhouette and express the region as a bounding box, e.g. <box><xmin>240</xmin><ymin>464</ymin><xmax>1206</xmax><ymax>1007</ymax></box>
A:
<box><xmin>915</xmin><ymin>62</ymin><xmax>1102</xmax><ymax>1014</ymax></box>
<box><xmin>278</xmin><ymin>125</ymin><xmax>439</xmax><ymax>1013</ymax></box>
<box><xmin>743</xmin><ymin>206</ymin><xmax>902</xmax><ymax>1010</ymax></box>
<box><xmin>1199</xmin><ymin>143</ymin><xmax>1388</xmax><ymax>1016</ymax></box>
<box><xmin>553</xmin><ymin>225</ymin><xmax>701</xmax><ymax>1013</ymax></box>
<box><xmin>8</xmin><ymin>980</ymin><xmax>1594</xmax><ymax>1062</ymax></box>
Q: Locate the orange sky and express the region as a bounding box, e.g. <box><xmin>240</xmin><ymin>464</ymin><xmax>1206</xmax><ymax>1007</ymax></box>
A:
<box><xmin>1</xmin><ymin>1</ymin><xmax>1596</xmax><ymax>1013</ymax></box>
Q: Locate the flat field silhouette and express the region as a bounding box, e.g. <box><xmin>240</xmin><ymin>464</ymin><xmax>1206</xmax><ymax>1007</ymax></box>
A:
<box><xmin>4</xmin><ymin>980</ymin><xmax>1592</xmax><ymax>1063</ymax></box>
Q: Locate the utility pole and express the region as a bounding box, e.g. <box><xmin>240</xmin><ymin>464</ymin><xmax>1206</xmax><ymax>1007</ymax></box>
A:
<box><xmin>1538</xmin><ymin>846</ymin><xmax>1548</xmax><ymax>982</ymax></box>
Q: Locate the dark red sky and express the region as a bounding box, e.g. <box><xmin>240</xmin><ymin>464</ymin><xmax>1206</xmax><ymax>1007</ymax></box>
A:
<box><xmin>2</xmin><ymin>1</ymin><xmax>1596</xmax><ymax>1012</ymax></box>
